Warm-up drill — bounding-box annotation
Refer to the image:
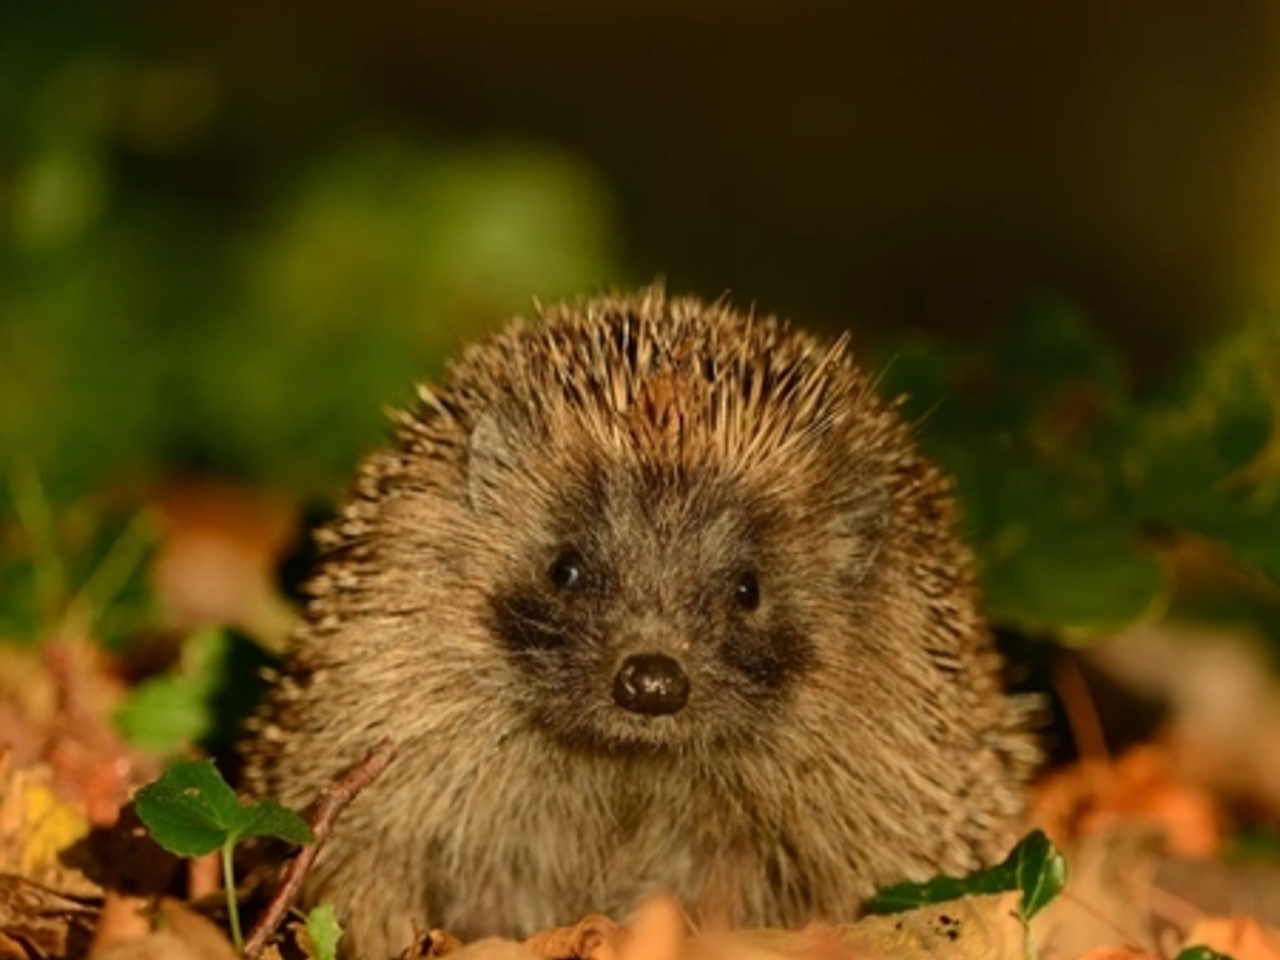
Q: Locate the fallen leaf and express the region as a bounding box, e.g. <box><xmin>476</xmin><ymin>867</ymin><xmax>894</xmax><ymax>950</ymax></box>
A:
<box><xmin>1031</xmin><ymin>825</ymin><xmax>1163</xmax><ymax>960</ymax></box>
<box><xmin>399</xmin><ymin>929</ymin><xmax>466</xmax><ymax>959</ymax></box>
<box><xmin>0</xmin><ymin>755</ymin><xmax>97</xmax><ymax>898</ymax></box>
<box><xmin>149</xmin><ymin>481</ymin><xmax>299</xmax><ymax>648</ymax></box>
<box><xmin>1032</xmin><ymin>745</ymin><xmax>1219</xmax><ymax>857</ymax></box>
<box><xmin>87</xmin><ymin>897</ymin><xmax>238</xmax><ymax>960</ymax></box>
<box><xmin>0</xmin><ymin>872</ymin><xmax>97</xmax><ymax>959</ymax></box>
<box><xmin>840</xmin><ymin>893</ymin><xmax>1026</xmax><ymax>960</ymax></box>
<box><xmin>88</xmin><ymin>893</ymin><xmax>151</xmax><ymax>952</ymax></box>
<box><xmin>443</xmin><ymin>938</ymin><xmax>540</xmax><ymax>960</ymax></box>
<box><xmin>1073</xmin><ymin>947</ymin><xmax>1160</xmax><ymax>960</ymax></box>
<box><xmin>526</xmin><ymin>912</ymin><xmax>621</xmax><ymax>960</ymax></box>
<box><xmin>620</xmin><ymin>899</ymin><xmax>683</xmax><ymax>960</ymax></box>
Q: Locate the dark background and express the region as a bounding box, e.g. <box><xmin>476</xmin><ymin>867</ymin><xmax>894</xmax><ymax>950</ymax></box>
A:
<box><xmin>6</xmin><ymin>0</ymin><xmax>1280</xmax><ymax>498</ymax></box>
<box><xmin>126</xmin><ymin>1</ymin><xmax>1280</xmax><ymax>350</ymax></box>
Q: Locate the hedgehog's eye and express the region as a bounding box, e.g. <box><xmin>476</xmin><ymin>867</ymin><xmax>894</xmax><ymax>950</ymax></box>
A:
<box><xmin>734</xmin><ymin>570</ymin><xmax>761</xmax><ymax>612</ymax></box>
<box><xmin>549</xmin><ymin>548</ymin><xmax>585</xmax><ymax>591</ymax></box>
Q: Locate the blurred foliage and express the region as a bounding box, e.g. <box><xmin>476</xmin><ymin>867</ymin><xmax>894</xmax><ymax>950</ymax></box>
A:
<box><xmin>0</xmin><ymin>465</ymin><xmax>159</xmax><ymax>646</ymax></box>
<box><xmin>0</xmin><ymin>7</ymin><xmax>620</xmax><ymax>505</ymax></box>
<box><xmin>879</xmin><ymin>299</ymin><xmax>1280</xmax><ymax>637</ymax></box>
<box><xmin>2</xmin><ymin>6</ymin><xmax>1279</xmax><ymax>656</ymax></box>
<box><xmin>114</xmin><ymin>625</ymin><xmax>272</xmax><ymax>756</ymax></box>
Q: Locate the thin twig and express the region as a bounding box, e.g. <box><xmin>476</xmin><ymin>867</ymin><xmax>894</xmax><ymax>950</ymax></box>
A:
<box><xmin>1053</xmin><ymin>655</ymin><xmax>1110</xmax><ymax>764</ymax></box>
<box><xmin>243</xmin><ymin>737</ymin><xmax>398</xmax><ymax>958</ymax></box>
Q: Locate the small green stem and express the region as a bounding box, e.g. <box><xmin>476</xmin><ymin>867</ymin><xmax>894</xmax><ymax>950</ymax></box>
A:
<box><xmin>222</xmin><ymin>841</ymin><xmax>244</xmax><ymax>953</ymax></box>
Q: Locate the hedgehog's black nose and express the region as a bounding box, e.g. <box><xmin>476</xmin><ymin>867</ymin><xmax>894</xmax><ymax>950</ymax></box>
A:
<box><xmin>612</xmin><ymin>653</ymin><xmax>690</xmax><ymax>716</ymax></box>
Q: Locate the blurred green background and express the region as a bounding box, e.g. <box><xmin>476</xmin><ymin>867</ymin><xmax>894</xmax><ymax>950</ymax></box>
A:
<box><xmin>3</xmin><ymin>1</ymin><xmax>1280</xmax><ymax>645</ymax></box>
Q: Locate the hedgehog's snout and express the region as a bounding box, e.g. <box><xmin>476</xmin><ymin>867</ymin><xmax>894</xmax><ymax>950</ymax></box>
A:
<box><xmin>611</xmin><ymin>652</ymin><xmax>690</xmax><ymax>715</ymax></box>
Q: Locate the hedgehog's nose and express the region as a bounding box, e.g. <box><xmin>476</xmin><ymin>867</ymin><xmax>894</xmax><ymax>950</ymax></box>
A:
<box><xmin>612</xmin><ymin>653</ymin><xmax>690</xmax><ymax>716</ymax></box>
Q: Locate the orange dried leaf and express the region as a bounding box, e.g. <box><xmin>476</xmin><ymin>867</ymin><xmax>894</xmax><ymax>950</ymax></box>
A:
<box><xmin>1072</xmin><ymin>948</ymin><xmax>1160</xmax><ymax>960</ymax></box>
<box><xmin>1032</xmin><ymin>745</ymin><xmax>1219</xmax><ymax>856</ymax></box>
<box><xmin>526</xmin><ymin>912</ymin><xmax>622</xmax><ymax>960</ymax></box>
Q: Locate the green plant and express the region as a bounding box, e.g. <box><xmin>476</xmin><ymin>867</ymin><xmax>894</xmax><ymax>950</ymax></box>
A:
<box><xmin>2</xmin><ymin>464</ymin><xmax>158</xmax><ymax>645</ymax></box>
<box><xmin>134</xmin><ymin>757</ymin><xmax>314</xmax><ymax>952</ymax></box>
<box><xmin>866</xmin><ymin>829</ymin><xmax>1067</xmax><ymax>921</ymax></box>
<box><xmin>303</xmin><ymin>903</ymin><xmax>343</xmax><ymax>960</ymax></box>
<box><xmin>880</xmin><ymin>301</ymin><xmax>1280</xmax><ymax>638</ymax></box>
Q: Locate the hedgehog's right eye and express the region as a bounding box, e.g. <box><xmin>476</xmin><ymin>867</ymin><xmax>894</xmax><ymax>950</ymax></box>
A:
<box><xmin>549</xmin><ymin>548</ymin><xmax>584</xmax><ymax>591</ymax></box>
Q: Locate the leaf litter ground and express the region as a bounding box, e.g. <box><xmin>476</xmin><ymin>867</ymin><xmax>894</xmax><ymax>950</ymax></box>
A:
<box><xmin>2</xmin><ymin>483</ymin><xmax>1280</xmax><ymax>960</ymax></box>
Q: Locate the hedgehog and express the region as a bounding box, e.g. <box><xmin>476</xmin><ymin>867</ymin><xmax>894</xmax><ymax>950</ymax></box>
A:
<box><xmin>242</xmin><ymin>288</ymin><xmax>1039</xmax><ymax>959</ymax></box>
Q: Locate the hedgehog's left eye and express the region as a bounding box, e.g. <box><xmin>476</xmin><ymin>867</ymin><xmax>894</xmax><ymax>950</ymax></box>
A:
<box><xmin>734</xmin><ymin>570</ymin><xmax>760</xmax><ymax>612</ymax></box>
<box><xmin>549</xmin><ymin>547</ymin><xmax>585</xmax><ymax>591</ymax></box>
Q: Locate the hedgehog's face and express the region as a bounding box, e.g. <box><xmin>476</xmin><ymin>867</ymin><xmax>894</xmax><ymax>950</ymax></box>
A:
<box><xmin>479</xmin><ymin>454</ymin><xmax>886</xmax><ymax>753</ymax></box>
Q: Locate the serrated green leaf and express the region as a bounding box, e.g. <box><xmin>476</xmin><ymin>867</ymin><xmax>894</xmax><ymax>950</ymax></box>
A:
<box><xmin>304</xmin><ymin>904</ymin><xmax>343</xmax><ymax>960</ymax></box>
<box><xmin>234</xmin><ymin>796</ymin><xmax>315</xmax><ymax>847</ymax></box>
<box><xmin>134</xmin><ymin>758</ymin><xmax>241</xmax><ymax>856</ymax></box>
<box><xmin>865</xmin><ymin>830</ymin><xmax>1067</xmax><ymax>921</ymax></box>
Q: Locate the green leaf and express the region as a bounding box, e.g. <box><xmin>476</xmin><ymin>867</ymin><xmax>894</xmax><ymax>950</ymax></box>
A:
<box><xmin>114</xmin><ymin>627</ymin><xmax>277</xmax><ymax>757</ymax></box>
<box><xmin>235</xmin><ymin>796</ymin><xmax>315</xmax><ymax>847</ymax></box>
<box><xmin>134</xmin><ymin>757</ymin><xmax>315</xmax><ymax>858</ymax></box>
<box><xmin>865</xmin><ymin>830</ymin><xmax>1067</xmax><ymax>921</ymax></box>
<box><xmin>134</xmin><ymin>758</ymin><xmax>242</xmax><ymax>856</ymax></box>
<box><xmin>303</xmin><ymin>904</ymin><xmax>343</xmax><ymax>960</ymax></box>
<box><xmin>980</xmin><ymin>523</ymin><xmax>1167</xmax><ymax>636</ymax></box>
<box><xmin>115</xmin><ymin>672</ymin><xmax>212</xmax><ymax>755</ymax></box>
<box><xmin>1175</xmin><ymin>947</ymin><xmax>1234</xmax><ymax>960</ymax></box>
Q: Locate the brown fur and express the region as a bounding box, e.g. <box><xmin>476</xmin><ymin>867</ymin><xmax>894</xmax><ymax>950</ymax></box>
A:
<box><xmin>241</xmin><ymin>289</ymin><xmax>1039</xmax><ymax>959</ymax></box>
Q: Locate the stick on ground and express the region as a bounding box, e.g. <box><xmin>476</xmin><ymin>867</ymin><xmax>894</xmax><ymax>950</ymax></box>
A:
<box><xmin>244</xmin><ymin>737</ymin><xmax>398</xmax><ymax>958</ymax></box>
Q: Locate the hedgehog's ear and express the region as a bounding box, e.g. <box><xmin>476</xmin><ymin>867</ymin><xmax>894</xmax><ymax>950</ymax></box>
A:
<box><xmin>835</xmin><ymin>484</ymin><xmax>892</xmax><ymax>587</ymax></box>
<box><xmin>467</xmin><ymin>413</ymin><xmax>519</xmax><ymax>511</ymax></box>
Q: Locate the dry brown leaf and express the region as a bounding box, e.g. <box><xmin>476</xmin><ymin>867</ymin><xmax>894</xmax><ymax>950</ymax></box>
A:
<box><xmin>40</xmin><ymin>638</ymin><xmax>153</xmax><ymax>829</ymax></box>
<box><xmin>526</xmin><ymin>912</ymin><xmax>622</xmax><ymax>960</ymax></box>
<box><xmin>0</xmin><ymin>754</ymin><xmax>96</xmax><ymax>899</ymax></box>
<box><xmin>1032</xmin><ymin>746</ymin><xmax>1219</xmax><ymax>857</ymax></box>
<box><xmin>1031</xmin><ymin>824</ymin><xmax>1163</xmax><ymax>960</ymax></box>
<box><xmin>686</xmin><ymin>927</ymin><xmax>844</xmax><ymax>960</ymax></box>
<box><xmin>0</xmin><ymin>650</ymin><xmax>56</xmax><ymax>768</ymax></box>
<box><xmin>154</xmin><ymin>899</ymin><xmax>239</xmax><ymax>960</ymax></box>
<box><xmin>0</xmin><ymin>757</ymin><xmax>95</xmax><ymax>901</ymax></box>
<box><xmin>87</xmin><ymin>894</ymin><xmax>151</xmax><ymax>953</ymax></box>
<box><xmin>418</xmin><ymin>892</ymin><xmax>1028</xmax><ymax>960</ymax></box>
<box><xmin>621</xmin><ymin>899</ymin><xmax>684</xmax><ymax>960</ymax></box>
<box><xmin>87</xmin><ymin>898</ymin><xmax>238</xmax><ymax>960</ymax></box>
<box><xmin>1087</xmin><ymin>622</ymin><xmax>1280</xmax><ymax>816</ymax></box>
<box><xmin>398</xmin><ymin>928</ymin><xmax>465</xmax><ymax>959</ymax></box>
<box><xmin>839</xmin><ymin>893</ymin><xmax>1025</xmax><ymax>960</ymax></box>
<box><xmin>1182</xmin><ymin>916</ymin><xmax>1280</xmax><ymax>960</ymax></box>
<box><xmin>0</xmin><ymin>930</ymin><xmax>33</xmax><ymax>960</ymax></box>
<box><xmin>443</xmin><ymin>938</ymin><xmax>542</xmax><ymax>960</ymax></box>
<box><xmin>0</xmin><ymin>872</ymin><xmax>97</xmax><ymax>959</ymax></box>
<box><xmin>150</xmin><ymin>481</ymin><xmax>299</xmax><ymax>648</ymax></box>
<box><xmin>1071</xmin><ymin>947</ymin><xmax>1160</xmax><ymax>960</ymax></box>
